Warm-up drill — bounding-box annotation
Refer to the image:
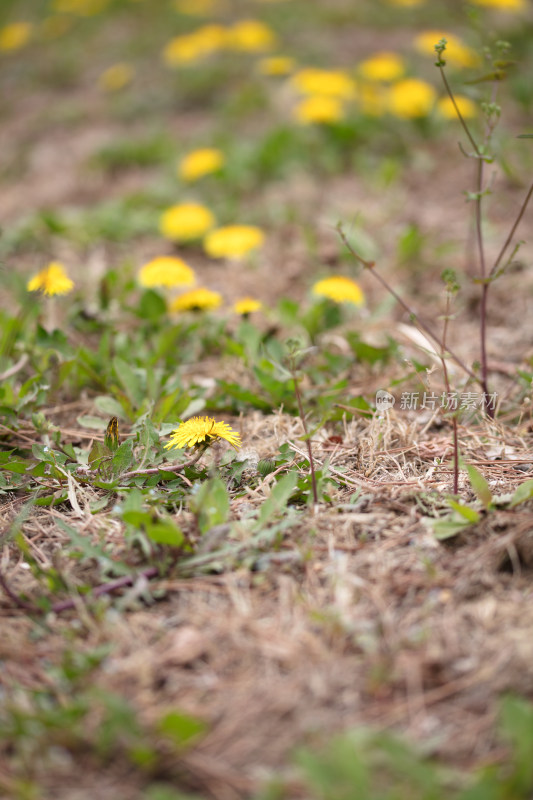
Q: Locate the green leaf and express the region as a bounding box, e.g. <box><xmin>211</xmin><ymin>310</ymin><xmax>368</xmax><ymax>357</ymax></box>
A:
<box><xmin>111</xmin><ymin>438</ymin><xmax>134</xmax><ymax>475</ymax></box>
<box><xmin>189</xmin><ymin>476</ymin><xmax>230</xmax><ymax>534</ymax></box>
<box><xmin>509</xmin><ymin>478</ymin><xmax>533</xmax><ymax>508</ymax></box>
<box><xmin>94</xmin><ymin>395</ymin><xmax>128</xmax><ymax>420</ymax></box>
<box><xmin>158</xmin><ymin>711</ymin><xmax>207</xmax><ymax>748</ymax></box>
<box><xmin>113</xmin><ymin>356</ymin><xmax>144</xmax><ymax>408</ymax></box>
<box><xmin>2</xmin><ymin>460</ymin><xmax>30</xmax><ymax>474</ymax></box>
<box><xmin>467</xmin><ymin>464</ymin><xmax>492</xmax><ymax>508</ymax></box>
<box><xmin>256</xmin><ymin>470</ymin><xmax>299</xmax><ymax>528</ymax></box>
<box><xmin>447</xmin><ymin>499</ymin><xmax>481</xmax><ymax>523</ymax></box>
<box><xmin>433</xmin><ymin>517</ymin><xmax>473</xmax><ymax>540</ymax></box>
<box><xmin>89</xmin><ymin>440</ymin><xmax>111</xmax><ymax>468</ymax></box>
<box><xmin>146</xmin><ymin>520</ymin><xmax>184</xmax><ymax>547</ymax></box>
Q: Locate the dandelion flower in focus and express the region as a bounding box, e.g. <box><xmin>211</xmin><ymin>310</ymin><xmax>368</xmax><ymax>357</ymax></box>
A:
<box><xmin>414</xmin><ymin>31</ymin><xmax>480</xmax><ymax>68</ymax></box>
<box><xmin>228</xmin><ymin>19</ymin><xmax>277</xmax><ymax>51</ymax></box>
<box><xmin>178</xmin><ymin>148</ymin><xmax>225</xmax><ymax>181</ymax></box>
<box><xmin>170</xmin><ymin>288</ymin><xmax>223</xmax><ymax>312</ymax></box>
<box><xmin>165</xmin><ymin>416</ymin><xmax>241</xmax><ymax>450</ymax></box>
<box><xmin>234</xmin><ymin>297</ymin><xmax>262</xmax><ymax>315</ymax></box>
<box><xmin>257</xmin><ymin>55</ymin><xmax>295</xmax><ymax>76</ymax></box>
<box><xmin>470</xmin><ymin>0</ymin><xmax>525</xmax><ymax>9</ymax></box>
<box><xmin>27</xmin><ymin>262</ymin><xmax>74</xmax><ymax>296</ymax></box>
<box><xmin>290</xmin><ymin>68</ymin><xmax>357</xmax><ymax>99</ymax></box>
<box><xmin>159</xmin><ymin>203</ymin><xmax>215</xmax><ymax>242</ymax></box>
<box><xmin>436</xmin><ymin>95</ymin><xmax>477</xmax><ymax>119</ymax></box>
<box><xmin>312</xmin><ymin>276</ymin><xmax>364</xmax><ymax>306</ymax></box>
<box><xmin>138</xmin><ymin>256</ymin><xmax>195</xmax><ymax>288</ymax></box>
<box><xmin>358</xmin><ymin>52</ymin><xmax>405</xmax><ymax>82</ymax></box>
<box><xmin>0</xmin><ymin>22</ymin><xmax>32</xmax><ymax>52</ymax></box>
<box><xmin>99</xmin><ymin>63</ymin><xmax>134</xmax><ymax>92</ymax></box>
<box><xmin>293</xmin><ymin>94</ymin><xmax>345</xmax><ymax>124</ymax></box>
<box><xmin>387</xmin><ymin>78</ymin><xmax>436</xmax><ymax>118</ymax></box>
<box><xmin>204</xmin><ymin>225</ymin><xmax>265</xmax><ymax>259</ymax></box>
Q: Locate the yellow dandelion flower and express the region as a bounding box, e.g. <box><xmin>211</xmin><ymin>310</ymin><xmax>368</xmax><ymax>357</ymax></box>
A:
<box><xmin>436</xmin><ymin>94</ymin><xmax>477</xmax><ymax>119</ymax></box>
<box><xmin>257</xmin><ymin>55</ymin><xmax>295</xmax><ymax>76</ymax></box>
<box><xmin>227</xmin><ymin>19</ymin><xmax>277</xmax><ymax>52</ymax></box>
<box><xmin>414</xmin><ymin>31</ymin><xmax>480</xmax><ymax>69</ymax></box>
<box><xmin>358</xmin><ymin>52</ymin><xmax>405</xmax><ymax>82</ymax></box>
<box><xmin>293</xmin><ymin>94</ymin><xmax>345</xmax><ymax>124</ymax></box>
<box><xmin>27</xmin><ymin>262</ymin><xmax>74</xmax><ymax>296</ymax></box>
<box><xmin>178</xmin><ymin>148</ymin><xmax>225</xmax><ymax>181</ymax></box>
<box><xmin>159</xmin><ymin>203</ymin><xmax>215</xmax><ymax>242</ymax></box>
<box><xmin>387</xmin><ymin>78</ymin><xmax>436</xmax><ymax>118</ymax></box>
<box><xmin>0</xmin><ymin>22</ymin><xmax>32</xmax><ymax>52</ymax></box>
<box><xmin>165</xmin><ymin>416</ymin><xmax>241</xmax><ymax>451</ymax></box>
<box><xmin>170</xmin><ymin>288</ymin><xmax>223</xmax><ymax>312</ymax></box>
<box><xmin>234</xmin><ymin>297</ymin><xmax>262</xmax><ymax>314</ymax></box>
<box><xmin>163</xmin><ymin>25</ymin><xmax>228</xmax><ymax>66</ymax></box>
<box><xmin>290</xmin><ymin>68</ymin><xmax>357</xmax><ymax>99</ymax></box>
<box><xmin>138</xmin><ymin>256</ymin><xmax>195</xmax><ymax>289</ymax></box>
<box><xmin>470</xmin><ymin>0</ymin><xmax>525</xmax><ymax>9</ymax></box>
<box><xmin>312</xmin><ymin>276</ymin><xmax>365</xmax><ymax>306</ymax></box>
<box><xmin>204</xmin><ymin>225</ymin><xmax>265</xmax><ymax>259</ymax></box>
<box><xmin>98</xmin><ymin>63</ymin><xmax>134</xmax><ymax>92</ymax></box>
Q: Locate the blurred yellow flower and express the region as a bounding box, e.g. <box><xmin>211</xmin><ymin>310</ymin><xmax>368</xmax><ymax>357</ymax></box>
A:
<box><xmin>178</xmin><ymin>148</ymin><xmax>225</xmax><ymax>181</ymax></box>
<box><xmin>414</xmin><ymin>31</ymin><xmax>480</xmax><ymax>68</ymax></box>
<box><xmin>312</xmin><ymin>276</ymin><xmax>364</xmax><ymax>305</ymax></box>
<box><xmin>0</xmin><ymin>22</ymin><xmax>32</xmax><ymax>52</ymax></box>
<box><xmin>358</xmin><ymin>52</ymin><xmax>405</xmax><ymax>82</ymax></box>
<box><xmin>27</xmin><ymin>262</ymin><xmax>74</xmax><ymax>296</ymax></box>
<box><xmin>173</xmin><ymin>0</ymin><xmax>223</xmax><ymax>14</ymax></box>
<box><xmin>170</xmin><ymin>288</ymin><xmax>223</xmax><ymax>312</ymax></box>
<box><xmin>98</xmin><ymin>63</ymin><xmax>134</xmax><ymax>92</ymax></box>
<box><xmin>470</xmin><ymin>0</ymin><xmax>525</xmax><ymax>8</ymax></box>
<box><xmin>159</xmin><ymin>203</ymin><xmax>216</xmax><ymax>242</ymax></box>
<box><xmin>436</xmin><ymin>94</ymin><xmax>477</xmax><ymax>119</ymax></box>
<box><xmin>234</xmin><ymin>297</ymin><xmax>262</xmax><ymax>314</ymax></box>
<box><xmin>387</xmin><ymin>0</ymin><xmax>425</xmax><ymax>5</ymax></box>
<box><xmin>227</xmin><ymin>19</ymin><xmax>277</xmax><ymax>52</ymax></box>
<box><xmin>164</xmin><ymin>25</ymin><xmax>228</xmax><ymax>65</ymax></box>
<box><xmin>293</xmin><ymin>94</ymin><xmax>345</xmax><ymax>124</ymax></box>
<box><xmin>257</xmin><ymin>55</ymin><xmax>295</xmax><ymax>75</ymax></box>
<box><xmin>53</xmin><ymin>0</ymin><xmax>109</xmax><ymax>15</ymax></box>
<box><xmin>165</xmin><ymin>416</ymin><xmax>241</xmax><ymax>450</ymax></box>
<box><xmin>387</xmin><ymin>78</ymin><xmax>436</xmax><ymax>118</ymax></box>
<box><xmin>204</xmin><ymin>225</ymin><xmax>265</xmax><ymax>259</ymax></box>
<box><xmin>291</xmin><ymin>68</ymin><xmax>357</xmax><ymax>98</ymax></box>
<box><xmin>138</xmin><ymin>256</ymin><xmax>195</xmax><ymax>288</ymax></box>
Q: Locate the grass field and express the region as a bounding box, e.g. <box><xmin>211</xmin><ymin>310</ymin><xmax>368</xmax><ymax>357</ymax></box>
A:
<box><xmin>2</xmin><ymin>0</ymin><xmax>533</xmax><ymax>798</ymax></box>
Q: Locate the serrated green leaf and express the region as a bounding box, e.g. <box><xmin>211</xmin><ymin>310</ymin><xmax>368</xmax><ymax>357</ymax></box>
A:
<box><xmin>111</xmin><ymin>438</ymin><xmax>134</xmax><ymax>475</ymax></box>
<box><xmin>89</xmin><ymin>440</ymin><xmax>111</xmax><ymax>467</ymax></box>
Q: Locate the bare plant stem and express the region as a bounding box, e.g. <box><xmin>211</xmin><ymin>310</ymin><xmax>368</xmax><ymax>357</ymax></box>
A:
<box><xmin>490</xmin><ymin>178</ymin><xmax>533</xmax><ymax>277</ymax></box>
<box><xmin>440</xmin><ymin>293</ymin><xmax>459</xmax><ymax>494</ymax></box>
<box><xmin>288</xmin><ymin>357</ymin><xmax>319</xmax><ymax>505</ymax></box>
<box><xmin>120</xmin><ymin>450</ymin><xmax>204</xmax><ymax>480</ymax></box>
<box><xmin>337</xmin><ymin>225</ymin><xmax>478</xmax><ymax>382</ymax></box>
